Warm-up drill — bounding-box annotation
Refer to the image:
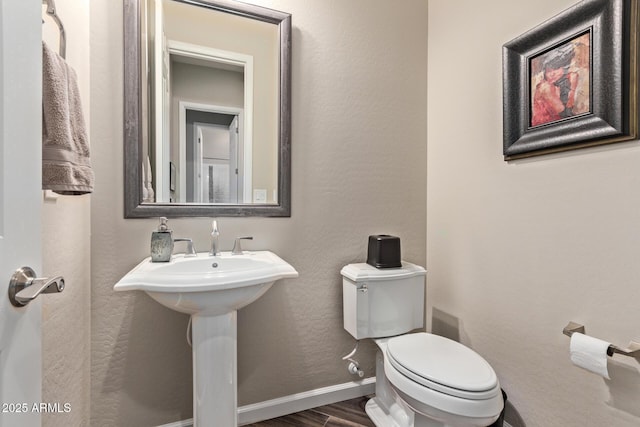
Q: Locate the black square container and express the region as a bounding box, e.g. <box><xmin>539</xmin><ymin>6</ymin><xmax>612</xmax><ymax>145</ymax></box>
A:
<box><xmin>366</xmin><ymin>235</ymin><xmax>401</xmax><ymax>268</ymax></box>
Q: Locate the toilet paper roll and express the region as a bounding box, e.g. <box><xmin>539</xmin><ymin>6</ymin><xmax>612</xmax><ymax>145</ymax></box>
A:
<box><xmin>569</xmin><ymin>332</ymin><xmax>611</xmax><ymax>379</ymax></box>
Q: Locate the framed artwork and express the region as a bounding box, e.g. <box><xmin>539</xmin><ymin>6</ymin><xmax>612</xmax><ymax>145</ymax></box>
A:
<box><xmin>502</xmin><ymin>0</ymin><xmax>639</xmax><ymax>160</ymax></box>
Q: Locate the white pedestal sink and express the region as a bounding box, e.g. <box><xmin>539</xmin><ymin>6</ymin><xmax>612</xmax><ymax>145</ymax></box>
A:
<box><xmin>114</xmin><ymin>251</ymin><xmax>298</xmax><ymax>427</ymax></box>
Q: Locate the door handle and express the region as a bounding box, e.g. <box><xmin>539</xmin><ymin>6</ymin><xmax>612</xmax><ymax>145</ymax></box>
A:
<box><xmin>8</xmin><ymin>267</ymin><xmax>65</xmax><ymax>307</ymax></box>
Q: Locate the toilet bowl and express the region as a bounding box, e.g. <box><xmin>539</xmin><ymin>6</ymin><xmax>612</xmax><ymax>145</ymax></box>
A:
<box><xmin>341</xmin><ymin>262</ymin><xmax>503</xmax><ymax>427</ymax></box>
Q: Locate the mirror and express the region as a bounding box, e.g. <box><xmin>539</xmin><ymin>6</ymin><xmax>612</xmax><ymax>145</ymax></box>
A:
<box><xmin>124</xmin><ymin>0</ymin><xmax>291</xmax><ymax>217</ymax></box>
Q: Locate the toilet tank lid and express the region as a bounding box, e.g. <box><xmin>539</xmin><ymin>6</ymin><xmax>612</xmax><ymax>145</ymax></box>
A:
<box><xmin>341</xmin><ymin>262</ymin><xmax>426</xmax><ymax>282</ymax></box>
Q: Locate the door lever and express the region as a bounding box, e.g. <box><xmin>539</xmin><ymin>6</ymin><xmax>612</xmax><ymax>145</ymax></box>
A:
<box><xmin>8</xmin><ymin>267</ymin><xmax>65</xmax><ymax>307</ymax></box>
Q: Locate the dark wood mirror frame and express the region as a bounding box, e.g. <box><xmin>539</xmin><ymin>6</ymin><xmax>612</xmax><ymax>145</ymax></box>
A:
<box><xmin>123</xmin><ymin>0</ymin><xmax>292</xmax><ymax>217</ymax></box>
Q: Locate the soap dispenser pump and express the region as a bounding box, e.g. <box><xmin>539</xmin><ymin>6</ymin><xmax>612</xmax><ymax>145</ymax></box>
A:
<box><xmin>151</xmin><ymin>217</ymin><xmax>174</xmax><ymax>262</ymax></box>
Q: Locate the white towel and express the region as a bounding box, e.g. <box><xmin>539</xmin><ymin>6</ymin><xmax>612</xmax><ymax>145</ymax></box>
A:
<box><xmin>42</xmin><ymin>41</ymin><xmax>94</xmax><ymax>195</ymax></box>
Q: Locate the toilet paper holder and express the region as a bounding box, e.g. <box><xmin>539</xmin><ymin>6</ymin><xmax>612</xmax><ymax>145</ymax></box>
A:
<box><xmin>563</xmin><ymin>321</ymin><xmax>640</xmax><ymax>358</ymax></box>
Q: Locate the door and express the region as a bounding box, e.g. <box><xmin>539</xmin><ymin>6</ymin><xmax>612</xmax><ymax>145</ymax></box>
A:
<box><xmin>228</xmin><ymin>116</ymin><xmax>240</xmax><ymax>203</ymax></box>
<box><xmin>195</xmin><ymin>126</ymin><xmax>204</xmax><ymax>202</ymax></box>
<box><xmin>0</xmin><ymin>1</ymin><xmax>43</xmax><ymax>426</ymax></box>
<box><xmin>195</xmin><ymin>122</ymin><xmax>240</xmax><ymax>204</ymax></box>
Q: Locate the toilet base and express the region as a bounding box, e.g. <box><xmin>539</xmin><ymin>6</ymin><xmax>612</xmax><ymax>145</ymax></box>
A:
<box><xmin>369</xmin><ymin>346</ymin><xmax>500</xmax><ymax>427</ymax></box>
<box><xmin>366</xmin><ymin>397</ymin><xmax>447</xmax><ymax>427</ymax></box>
<box><xmin>367</xmin><ymin>350</ymin><xmax>448</xmax><ymax>427</ymax></box>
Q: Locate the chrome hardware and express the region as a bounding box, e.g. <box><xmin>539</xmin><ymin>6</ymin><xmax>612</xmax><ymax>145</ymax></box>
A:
<box><xmin>348</xmin><ymin>361</ymin><xmax>364</xmax><ymax>378</ymax></box>
<box><xmin>42</xmin><ymin>0</ymin><xmax>66</xmax><ymax>59</ymax></box>
<box><xmin>209</xmin><ymin>220</ymin><xmax>220</xmax><ymax>256</ymax></box>
<box><xmin>562</xmin><ymin>321</ymin><xmax>586</xmax><ymax>337</ymax></box>
<box><xmin>563</xmin><ymin>321</ymin><xmax>640</xmax><ymax>358</ymax></box>
<box><xmin>342</xmin><ymin>341</ymin><xmax>364</xmax><ymax>377</ymax></box>
<box><xmin>231</xmin><ymin>236</ymin><xmax>253</xmax><ymax>255</ymax></box>
<box><xmin>173</xmin><ymin>238</ymin><xmax>197</xmax><ymax>257</ymax></box>
<box><xmin>8</xmin><ymin>267</ymin><xmax>65</xmax><ymax>307</ymax></box>
<box><xmin>358</xmin><ymin>285</ymin><xmax>368</xmax><ymax>293</ymax></box>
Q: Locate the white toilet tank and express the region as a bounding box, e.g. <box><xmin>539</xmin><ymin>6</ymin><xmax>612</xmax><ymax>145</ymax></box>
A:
<box><xmin>342</xmin><ymin>262</ymin><xmax>426</xmax><ymax>340</ymax></box>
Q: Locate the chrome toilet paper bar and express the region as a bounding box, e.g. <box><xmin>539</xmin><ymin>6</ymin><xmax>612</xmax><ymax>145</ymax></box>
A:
<box><xmin>563</xmin><ymin>321</ymin><xmax>640</xmax><ymax>358</ymax></box>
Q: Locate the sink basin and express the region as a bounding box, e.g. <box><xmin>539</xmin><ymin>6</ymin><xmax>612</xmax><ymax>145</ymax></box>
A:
<box><xmin>114</xmin><ymin>250</ymin><xmax>298</xmax><ymax>315</ymax></box>
<box><xmin>114</xmin><ymin>250</ymin><xmax>298</xmax><ymax>426</ymax></box>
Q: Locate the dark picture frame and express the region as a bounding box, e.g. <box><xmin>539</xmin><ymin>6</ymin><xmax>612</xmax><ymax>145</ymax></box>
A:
<box><xmin>503</xmin><ymin>0</ymin><xmax>639</xmax><ymax>160</ymax></box>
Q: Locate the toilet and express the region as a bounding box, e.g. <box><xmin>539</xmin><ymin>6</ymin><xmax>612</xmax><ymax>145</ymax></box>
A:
<box><xmin>341</xmin><ymin>262</ymin><xmax>503</xmax><ymax>427</ymax></box>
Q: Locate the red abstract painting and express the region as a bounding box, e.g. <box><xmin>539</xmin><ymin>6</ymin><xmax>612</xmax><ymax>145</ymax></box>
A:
<box><xmin>530</xmin><ymin>32</ymin><xmax>590</xmax><ymax>127</ymax></box>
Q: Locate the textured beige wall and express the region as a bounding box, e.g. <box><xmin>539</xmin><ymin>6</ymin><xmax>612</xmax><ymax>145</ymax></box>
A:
<box><xmin>428</xmin><ymin>1</ymin><xmax>640</xmax><ymax>426</ymax></box>
<box><xmin>42</xmin><ymin>0</ymin><xmax>91</xmax><ymax>426</ymax></box>
<box><xmin>90</xmin><ymin>0</ymin><xmax>427</xmax><ymax>425</ymax></box>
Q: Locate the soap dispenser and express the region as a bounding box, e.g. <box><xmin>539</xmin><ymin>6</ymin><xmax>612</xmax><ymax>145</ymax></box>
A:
<box><xmin>151</xmin><ymin>217</ymin><xmax>174</xmax><ymax>262</ymax></box>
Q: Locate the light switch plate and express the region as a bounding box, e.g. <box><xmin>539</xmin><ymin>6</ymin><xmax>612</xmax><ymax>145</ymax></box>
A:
<box><xmin>253</xmin><ymin>189</ymin><xmax>267</xmax><ymax>203</ymax></box>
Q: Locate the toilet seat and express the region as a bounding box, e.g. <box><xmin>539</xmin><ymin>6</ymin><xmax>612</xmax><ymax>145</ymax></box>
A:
<box><xmin>381</xmin><ymin>333</ymin><xmax>503</xmax><ymax>422</ymax></box>
<box><xmin>386</xmin><ymin>333</ymin><xmax>500</xmax><ymax>400</ymax></box>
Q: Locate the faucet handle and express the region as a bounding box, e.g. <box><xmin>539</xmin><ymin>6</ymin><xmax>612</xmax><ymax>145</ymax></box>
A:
<box><xmin>173</xmin><ymin>238</ymin><xmax>197</xmax><ymax>257</ymax></box>
<box><xmin>231</xmin><ymin>236</ymin><xmax>253</xmax><ymax>255</ymax></box>
<box><xmin>211</xmin><ymin>219</ymin><xmax>219</xmax><ymax>236</ymax></box>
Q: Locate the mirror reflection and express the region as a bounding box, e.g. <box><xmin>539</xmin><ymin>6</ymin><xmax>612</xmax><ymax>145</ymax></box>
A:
<box><xmin>125</xmin><ymin>0</ymin><xmax>291</xmax><ymax>218</ymax></box>
<box><xmin>143</xmin><ymin>0</ymin><xmax>279</xmax><ymax>205</ymax></box>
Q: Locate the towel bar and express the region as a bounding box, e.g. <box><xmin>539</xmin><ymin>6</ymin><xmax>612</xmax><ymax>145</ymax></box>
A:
<box><xmin>563</xmin><ymin>321</ymin><xmax>640</xmax><ymax>358</ymax></box>
<box><xmin>42</xmin><ymin>0</ymin><xmax>66</xmax><ymax>58</ymax></box>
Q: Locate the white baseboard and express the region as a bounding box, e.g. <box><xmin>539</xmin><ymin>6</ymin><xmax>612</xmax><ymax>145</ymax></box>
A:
<box><xmin>156</xmin><ymin>377</ymin><xmax>376</xmax><ymax>427</ymax></box>
<box><xmin>238</xmin><ymin>377</ymin><xmax>375</xmax><ymax>425</ymax></box>
<box><xmin>155</xmin><ymin>420</ymin><xmax>192</xmax><ymax>427</ymax></box>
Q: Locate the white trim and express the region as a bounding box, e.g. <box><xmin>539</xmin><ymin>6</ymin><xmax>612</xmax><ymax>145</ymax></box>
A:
<box><xmin>168</xmin><ymin>40</ymin><xmax>250</xmax><ymax>71</ymax></box>
<box><xmin>155</xmin><ymin>378</ymin><xmax>375</xmax><ymax>427</ymax></box>
<box><xmin>154</xmin><ymin>420</ymin><xmax>192</xmax><ymax>427</ymax></box>
<box><xmin>238</xmin><ymin>377</ymin><xmax>375</xmax><ymax>425</ymax></box>
<box><xmin>153</xmin><ymin>0</ymin><xmax>167</xmax><ymax>202</ymax></box>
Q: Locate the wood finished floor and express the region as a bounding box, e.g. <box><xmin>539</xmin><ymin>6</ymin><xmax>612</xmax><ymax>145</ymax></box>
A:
<box><xmin>244</xmin><ymin>396</ymin><xmax>375</xmax><ymax>427</ymax></box>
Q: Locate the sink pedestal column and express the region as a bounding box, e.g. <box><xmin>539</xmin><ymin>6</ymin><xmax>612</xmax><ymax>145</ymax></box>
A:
<box><xmin>192</xmin><ymin>312</ymin><xmax>238</xmax><ymax>427</ymax></box>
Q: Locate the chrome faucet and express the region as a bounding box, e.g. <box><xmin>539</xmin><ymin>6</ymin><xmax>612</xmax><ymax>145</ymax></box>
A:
<box><xmin>209</xmin><ymin>220</ymin><xmax>220</xmax><ymax>256</ymax></box>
